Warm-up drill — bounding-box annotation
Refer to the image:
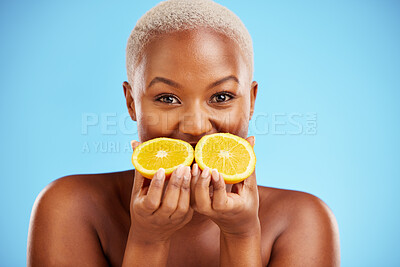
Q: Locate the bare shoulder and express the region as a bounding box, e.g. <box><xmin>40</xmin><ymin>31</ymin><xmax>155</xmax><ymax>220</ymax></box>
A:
<box><xmin>257</xmin><ymin>186</ymin><xmax>338</xmax><ymax>224</ymax></box>
<box><xmin>257</xmin><ymin>186</ymin><xmax>340</xmax><ymax>267</ymax></box>
<box><xmin>27</xmin><ymin>170</ymin><xmax>133</xmax><ymax>267</ymax></box>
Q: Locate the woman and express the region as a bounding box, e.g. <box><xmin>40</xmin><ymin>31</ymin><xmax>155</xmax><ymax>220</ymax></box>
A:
<box><xmin>27</xmin><ymin>0</ymin><xmax>340</xmax><ymax>266</ymax></box>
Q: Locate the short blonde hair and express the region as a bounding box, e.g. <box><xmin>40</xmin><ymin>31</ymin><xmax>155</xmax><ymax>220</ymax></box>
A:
<box><xmin>126</xmin><ymin>0</ymin><xmax>254</xmax><ymax>85</ymax></box>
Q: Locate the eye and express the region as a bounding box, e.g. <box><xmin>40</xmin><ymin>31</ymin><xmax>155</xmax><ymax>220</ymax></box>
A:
<box><xmin>210</xmin><ymin>92</ymin><xmax>234</xmax><ymax>103</ymax></box>
<box><xmin>155</xmin><ymin>94</ymin><xmax>181</xmax><ymax>104</ymax></box>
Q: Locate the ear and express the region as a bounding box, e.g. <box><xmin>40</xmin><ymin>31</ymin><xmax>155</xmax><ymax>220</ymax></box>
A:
<box><xmin>249</xmin><ymin>81</ymin><xmax>258</xmax><ymax>120</ymax></box>
<box><xmin>123</xmin><ymin>81</ymin><xmax>137</xmax><ymax>121</ymax></box>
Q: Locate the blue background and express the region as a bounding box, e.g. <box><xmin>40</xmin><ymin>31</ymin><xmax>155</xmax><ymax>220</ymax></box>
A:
<box><xmin>1</xmin><ymin>0</ymin><xmax>399</xmax><ymax>266</ymax></box>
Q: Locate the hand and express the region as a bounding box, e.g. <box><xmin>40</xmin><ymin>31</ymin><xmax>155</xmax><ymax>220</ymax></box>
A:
<box><xmin>190</xmin><ymin>136</ymin><xmax>260</xmax><ymax>237</ymax></box>
<box><xmin>129</xmin><ymin>141</ymin><xmax>194</xmax><ymax>244</ymax></box>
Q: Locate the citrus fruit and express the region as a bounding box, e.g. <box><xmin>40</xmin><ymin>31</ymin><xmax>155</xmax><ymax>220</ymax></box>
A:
<box><xmin>194</xmin><ymin>133</ymin><xmax>256</xmax><ymax>184</ymax></box>
<box><xmin>132</xmin><ymin>137</ymin><xmax>194</xmax><ymax>179</ymax></box>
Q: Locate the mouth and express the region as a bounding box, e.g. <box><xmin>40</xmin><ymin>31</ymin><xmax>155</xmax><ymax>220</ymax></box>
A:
<box><xmin>189</xmin><ymin>144</ymin><xmax>197</xmax><ymax>167</ymax></box>
<box><xmin>189</xmin><ymin>143</ymin><xmax>197</xmax><ymax>149</ymax></box>
<box><xmin>190</xmin><ymin>144</ymin><xmax>196</xmax><ymax>167</ymax></box>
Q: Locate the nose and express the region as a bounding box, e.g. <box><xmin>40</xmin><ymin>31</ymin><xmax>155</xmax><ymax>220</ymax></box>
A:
<box><xmin>179</xmin><ymin>104</ymin><xmax>213</xmax><ymax>137</ymax></box>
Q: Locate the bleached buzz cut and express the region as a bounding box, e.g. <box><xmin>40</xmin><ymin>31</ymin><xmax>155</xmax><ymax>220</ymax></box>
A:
<box><xmin>126</xmin><ymin>0</ymin><xmax>254</xmax><ymax>86</ymax></box>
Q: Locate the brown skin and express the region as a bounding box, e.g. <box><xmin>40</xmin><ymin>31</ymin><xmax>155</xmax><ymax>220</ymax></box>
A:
<box><xmin>27</xmin><ymin>27</ymin><xmax>340</xmax><ymax>266</ymax></box>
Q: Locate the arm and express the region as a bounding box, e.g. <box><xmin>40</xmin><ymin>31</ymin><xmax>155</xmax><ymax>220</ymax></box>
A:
<box><xmin>220</xmin><ymin>223</ymin><xmax>262</xmax><ymax>267</ymax></box>
<box><xmin>121</xmin><ymin>166</ymin><xmax>193</xmax><ymax>266</ymax></box>
<box><xmin>268</xmin><ymin>193</ymin><xmax>340</xmax><ymax>267</ymax></box>
<box><xmin>27</xmin><ymin>177</ymin><xmax>109</xmax><ymax>267</ymax></box>
<box><xmin>121</xmin><ymin>141</ymin><xmax>193</xmax><ymax>266</ymax></box>
<box><xmin>191</xmin><ymin>136</ymin><xmax>262</xmax><ymax>267</ymax></box>
<box><xmin>122</xmin><ymin>233</ymin><xmax>171</xmax><ymax>267</ymax></box>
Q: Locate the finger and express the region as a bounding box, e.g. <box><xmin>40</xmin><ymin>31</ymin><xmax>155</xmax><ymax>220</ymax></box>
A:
<box><xmin>142</xmin><ymin>168</ymin><xmax>166</xmax><ymax>212</ymax></box>
<box><xmin>211</xmin><ymin>169</ymin><xmax>228</xmax><ymax>211</ymax></box>
<box><xmin>190</xmin><ymin>163</ymin><xmax>200</xmax><ymax>207</ymax></box>
<box><xmin>244</xmin><ymin>136</ymin><xmax>257</xmax><ymax>192</ymax></box>
<box><xmin>131</xmin><ymin>140</ymin><xmax>144</xmax><ymax>196</ymax></box>
<box><xmin>131</xmin><ymin>140</ymin><xmax>140</xmax><ymax>150</ymax></box>
<box><xmin>194</xmin><ymin>167</ymin><xmax>212</xmax><ymax>214</ymax></box>
<box><xmin>231</xmin><ymin>181</ymin><xmax>244</xmax><ymax>194</ymax></box>
<box><xmin>191</xmin><ymin>163</ymin><xmax>200</xmax><ymax>189</ymax></box>
<box><xmin>156</xmin><ymin>164</ymin><xmax>185</xmax><ymax>216</ymax></box>
<box><xmin>132</xmin><ymin>169</ymin><xmax>146</xmax><ymax>197</ymax></box>
<box><xmin>245</xmin><ymin>136</ymin><xmax>255</xmax><ymax>148</ymax></box>
<box><xmin>170</xmin><ymin>166</ymin><xmax>191</xmax><ymax>221</ymax></box>
<box><xmin>238</xmin><ymin>170</ymin><xmax>258</xmax><ymax>197</ymax></box>
<box><xmin>181</xmin><ymin>206</ymin><xmax>195</xmax><ymax>226</ymax></box>
<box><xmin>139</xmin><ymin>177</ymin><xmax>152</xmax><ymax>197</ymax></box>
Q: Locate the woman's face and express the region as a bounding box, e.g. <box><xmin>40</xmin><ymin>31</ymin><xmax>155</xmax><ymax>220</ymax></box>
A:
<box><xmin>124</xmin><ymin>27</ymin><xmax>258</xmax><ymax>146</ymax></box>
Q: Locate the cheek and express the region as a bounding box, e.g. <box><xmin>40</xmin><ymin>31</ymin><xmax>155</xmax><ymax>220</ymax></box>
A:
<box><xmin>213</xmin><ymin>101</ymin><xmax>250</xmax><ymax>138</ymax></box>
<box><xmin>136</xmin><ymin>96</ymin><xmax>252</xmax><ymax>140</ymax></box>
<box><xmin>137</xmin><ymin>107</ymin><xmax>179</xmax><ymax>141</ymax></box>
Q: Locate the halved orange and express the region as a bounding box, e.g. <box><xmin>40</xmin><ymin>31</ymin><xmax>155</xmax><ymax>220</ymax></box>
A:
<box><xmin>132</xmin><ymin>137</ymin><xmax>194</xmax><ymax>179</ymax></box>
<box><xmin>194</xmin><ymin>133</ymin><xmax>256</xmax><ymax>184</ymax></box>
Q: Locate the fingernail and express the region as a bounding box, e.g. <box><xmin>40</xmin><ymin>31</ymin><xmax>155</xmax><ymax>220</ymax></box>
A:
<box><xmin>202</xmin><ymin>167</ymin><xmax>210</xmax><ymax>177</ymax></box>
<box><xmin>176</xmin><ymin>164</ymin><xmax>184</xmax><ymax>177</ymax></box>
<box><xmin>211</xmin><ymin>169</ymin><xmax>219</xmax><ymax>182</ymax></box>
<box><xmin>183</xmin><ymin>166</ymin><xmax>191</xmax><ymax>181</ymax></box>
<box><xmin>192</xmin><ymin>163</ymin><xmax>199</xmax><ymax>176</ymax></box>
<box><xmin>156</xmin><ymin>168</ymin><xmax>165</xmax><ymax>179</ymax></box>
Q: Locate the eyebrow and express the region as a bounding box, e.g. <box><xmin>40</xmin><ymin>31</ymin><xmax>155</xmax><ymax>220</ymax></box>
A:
<box><xmin>147</xmin><ymin>75</ymin><xmax>240</xmax><ymax>90</ymax></box>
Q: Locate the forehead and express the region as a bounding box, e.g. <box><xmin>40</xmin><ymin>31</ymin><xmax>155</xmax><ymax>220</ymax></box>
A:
<box><xmin>135</xmin><ymin>27</ymin><xmax>249</xmax><ymax>91</ymax></box>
